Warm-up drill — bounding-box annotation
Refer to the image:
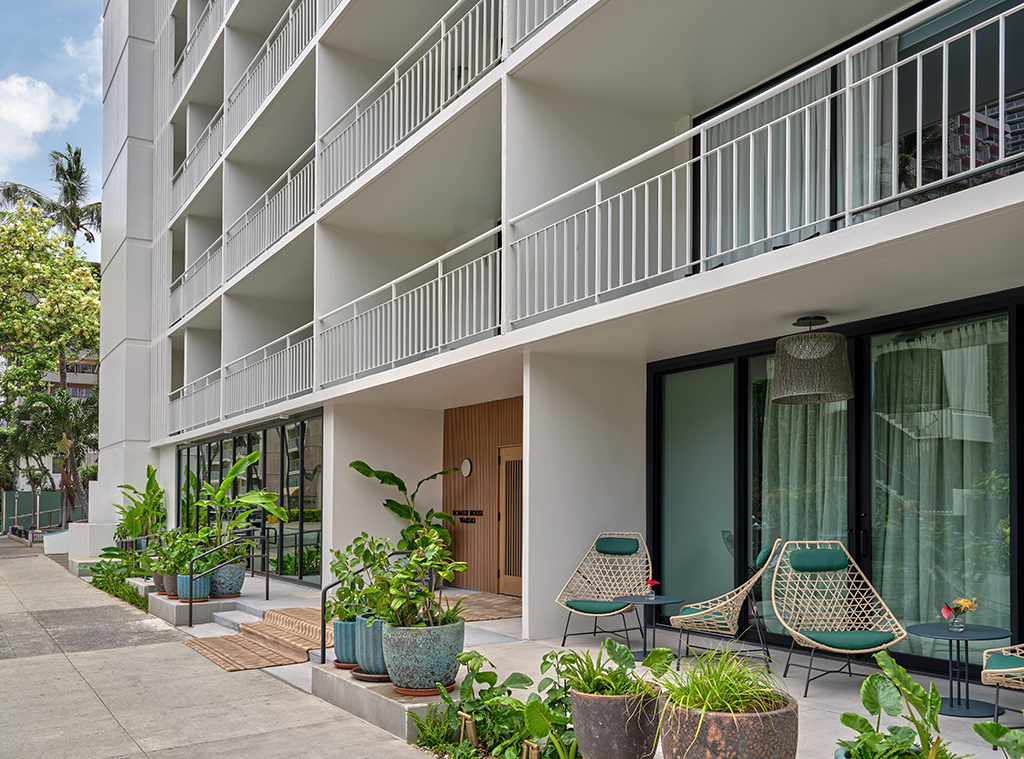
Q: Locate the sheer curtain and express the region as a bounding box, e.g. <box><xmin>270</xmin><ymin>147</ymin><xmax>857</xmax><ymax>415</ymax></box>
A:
<box><xmin>872</xmin><ymin>315</ymin><xmax>1010</xmax><ymax>660</ymax></box>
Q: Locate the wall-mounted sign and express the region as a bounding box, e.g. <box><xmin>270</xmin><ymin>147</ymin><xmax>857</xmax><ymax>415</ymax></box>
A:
<box><xmin>453</xmin><ymin>509</ymin><xmax>484</xmax><ymax>523</ymax></box>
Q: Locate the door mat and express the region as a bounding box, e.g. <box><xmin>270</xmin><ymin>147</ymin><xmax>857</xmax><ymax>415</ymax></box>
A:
<box><xmin>184</xmin><ymin>607</ymin><xmax>331</xmax><ymax>672</ymax></box>
<box><xmin>184</xmin><ymin>635</ymin><xmax>308</xmax><ymax>671</ymax></box>
<box><xmin>443</xmin><ymin>592</ymin><xmax>521</xmax><ymax>621</ymax></box>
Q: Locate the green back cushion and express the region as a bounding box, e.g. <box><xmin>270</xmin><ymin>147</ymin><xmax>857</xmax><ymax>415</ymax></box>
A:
<box><xmin>595</xmin><ymin>537</ymin><xmax>639</xmax><ymax>556</ymax></box>
<box><xmin>802</xmin><ymin>630</ymin><xmax>895</xmax><ymax>651</ymax></box>
<box><xmin>566</xmin><ymin>600</ymin><xmax>629</xmax><ymax>615</ymax></box>
<box><xmin>790</xmin><ymin>548</ymin><xmax>848</xmax><ymax>572</ymax></box>
<box><xmin>985</xmin><ymin>654</ymin><xmax>1024</xmax><ymax>671</ymax></box>
<box><xmin>755</xmin><ymin>545</ymin><xmax>773</xmax><ymax>569</ymax></box>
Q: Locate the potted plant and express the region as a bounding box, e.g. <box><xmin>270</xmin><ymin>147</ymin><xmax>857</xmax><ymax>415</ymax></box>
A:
<box><xmin>543</xmin><ymin>638</ymin><xmax>673</xmax><ymax>759</ymax></box>
<box><xmin>659</xmin><ymin>648</ymin><xmax>798</xmax><ymax>759</ymax></box>
<box><xmin>159</xmin><ymin>529</ymin><xmax>190</xmax><ymax>599</ymax></box>
<box><xmin>177</xmin><ymin>537</ymin><xmax>216</xmax><ymax>603</ymax></box>
<box><xmin>326</xmin><ymin>535</ymin><xmax>379</xmax><ymax>669</ymax></box>
<box><xmin>116</xmin><ymin>465</ymin><xmax>167</xmax><ymax>549</ymax></box>
<box><xmin>372</xmin><ymin>527</ymin><xmax>468</xmax><ymax>694</ymax></box>
<box><xmin>349</xmin><ymin>460</ymin><xmax>457</xmax><ymax>548</ymax></box>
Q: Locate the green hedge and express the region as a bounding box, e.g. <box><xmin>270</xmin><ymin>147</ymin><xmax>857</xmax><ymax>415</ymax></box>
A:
<box><xmin>92</xmin><ymin>576</ymin><xmax>148</xmax><ymax>612</ymax></box>
<box><xmin>266</xmin><ymin>509</ymin><xmax>321</xmax><ymax>524</ymax></box>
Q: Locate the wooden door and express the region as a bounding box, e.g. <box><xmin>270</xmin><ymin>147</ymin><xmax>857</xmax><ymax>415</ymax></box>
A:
<box><xmin>497</xmin><ymin>445</ymin><xmax>523</xmax><ymax>597</ymax></box>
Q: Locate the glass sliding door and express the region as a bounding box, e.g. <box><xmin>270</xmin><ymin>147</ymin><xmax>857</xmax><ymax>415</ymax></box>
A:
<box><xmin>871</xmin><ymin>314</ymin><xmax>1010</xmax><ymax>660</ymax></box>
<box><xmin>660</xmin><ymin>363</ymin><xmax>735</xmax><ymax>615</ymax></box>
<box><xmin>749</xmin><ymin>353</ymin><xmax>849</xmax><ymax>633</ymax></box>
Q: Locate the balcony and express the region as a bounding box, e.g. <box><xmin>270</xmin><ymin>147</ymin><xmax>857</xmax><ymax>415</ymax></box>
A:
<box><xmin>168</xmin><ymin>369</ymin><xmax>221</xmax><ymax>435</ymax></box>
<box><xmin>224</xmin><ymin>0</ymin><xmax>317</xmax><ymax>145</ymax></box>
<box><xmin>170</xmin><ymin>0</ymin><xmax>226</xmax><ymax>110</ymax></box>
<box><xmin>171</xmin><ymin>107</ymin><xmax>223</xmax><ymax>215</ymax></box>
<box><xmin>223</xmin><ymin>323</ymin><xmax>314</xmax><ymax>417</ymax></box>
<box><xmin>223</xmin><ymin>145</ymin><xmax>315</xmax><ymax>280</ymax></box>
<box><xmin>510</xmin><ymin>0</ymin><xmax>576</xmax><ymax>47</ymax></box>
<box><xmin>169</xmin><ymin>237</ymin><xmax>223</xmax><ymax>327</ymax></box>
<box><xmin>318</xmin><ymin>0</ymin><xmax>501</xmax><ymax>202</ymax></box>
<box><xmin>320</xmin><ymin>230</ymin><xmax>500</xmax><ymax>386</ymax></box>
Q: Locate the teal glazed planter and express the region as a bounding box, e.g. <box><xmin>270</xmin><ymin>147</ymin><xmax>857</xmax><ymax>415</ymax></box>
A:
<box><xmin>382</xmin><ymin>620</ymin><xmax>465</xmax><ymax>691</ymax></box>
<box><xmin>176</xmin><ymin>573</ymin><xmax>210</xmax><ymax>602</ymax></box>
<box><xmin>355</xmin><ymin>614</ymin><xmax>388</xmax><ymax>675</ymax></box>
<box><xmin>210</xmin><ymin>562</ymin><xmax>246</xmax><ymax>598</ymax></box>
<box><xmin>334</xmin><ymin>619</ymin><xmax>357</xmax><ymax>666</ymax></box>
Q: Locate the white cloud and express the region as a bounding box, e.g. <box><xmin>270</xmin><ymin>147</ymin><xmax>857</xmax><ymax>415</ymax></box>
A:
<box><xmin>0</xmin><ymin>74</ymin><xmax>80</xmax><ymax>176</ymax></box>
<box><xmin>62</xmin><ymin>20</ymin><xmax>103</xmax><ymax>102</ymax></box>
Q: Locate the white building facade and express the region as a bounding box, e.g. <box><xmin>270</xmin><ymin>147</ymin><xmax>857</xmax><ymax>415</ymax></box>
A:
<box><xmin>100</xmin><ymin>0</ymin><xmax>1024</xmax><ymax>667</ymax></box>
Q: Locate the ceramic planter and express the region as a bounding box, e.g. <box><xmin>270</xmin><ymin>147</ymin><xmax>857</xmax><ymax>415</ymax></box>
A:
<box><xmin>571</xmin><ymin>688</ymin><xmax>661</xmax><ymax>759</ymax></box>
<box><xmin>210</xmin><ymin>562</ymin><xmax>246</xmax><ymax>598</ymax></box>
<box><xmin>163</xmin><ymin>572</ymin><xmax>179</xmax><ymax>599</ymax></box>
<box><xmin>355</xmin><ymin>614</ymin><xmax>388</xmax><ymax>675</ymax></box>
<box><xmin>661</xmin><ymin>694</ymin><xmax>798</xmax><ymax>759</ymax></box>
<box><xmin>381</xmin><ymin>620</ymin><xmax>465</xmax><ymax>692</ymax></box>
<box><xmin>334</xmin><ymin>619</ymin><xmax>358</xmax><ymax>667</ymax></box>
<box><xmin>176</xmin><ymin>573</ymin><xmax>210</xmax><ymax>602</ymax></box>
<box><xmin>152</xmin><ymin>570</ymin><xmax>165</xmax><ymax>595</ymax></box>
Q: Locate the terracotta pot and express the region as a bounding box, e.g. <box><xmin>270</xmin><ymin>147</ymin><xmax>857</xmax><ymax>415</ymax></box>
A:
<box><xmin>571</xmin><ymin>688</ymin><xmax>660</xmax><ymax>759</ymax></box>
<box><xmin>660</xmin><ymin>693</ymin><xmax>798</xmax><ymax>759</ymax></box>
<box><xmin>381</xmin><ymin>620</ymin><xmax>464</xmax><ymax>691</ymax></box>
<box><xmin>152</xmin><ymin>570</ymin><xmax>165</xmax><ymax>595</ymax></box>
<box><xmin>164</xmin><ymin>572</ymin><xmax>179</xmax><ymax>599</ymax></box>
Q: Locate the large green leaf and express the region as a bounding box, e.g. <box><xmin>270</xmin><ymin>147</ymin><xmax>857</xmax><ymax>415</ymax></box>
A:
<box><xmin>840</xmin><ymin>713</ymin><xmax>875</xmax><ymax>735</ymax></box>
<box><xmin>861</xmin><ymin>673</ymin><xmax>902</xmax><ymax>717</ymax></box>
<box><xmin>349</xmin><ymin>460</ymin><xmax>408</xmax><ymax>494</ymax></box>
<box><xmin>501</xmin><ymin>672</ymin><xmax>534</xmax><ymax>690</ymax></box>
<box><xmin>641</xmin><ymin>647</ymin><xmax>675</xmax><ymax>678</ymax></box>
<box><xmin>605</xmin><ymin>639</ymin><xmax>637</xmax><ymax>671</ymax></box>
<box><xmin>383</xmin><ymin>498</ymin><xmax>416</xmax><ymax>522</ymax></box>
<box><xmin>974</xmin><ymin>722</ymin><xmax>1024</xmax><ymax>759</ymax></box>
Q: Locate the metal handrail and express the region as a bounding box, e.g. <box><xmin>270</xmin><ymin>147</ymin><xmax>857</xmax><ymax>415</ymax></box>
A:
<box><xmin>187</xmin><ymin>530</ymin><xmax>272</xmax><ymax>627</ymax></box>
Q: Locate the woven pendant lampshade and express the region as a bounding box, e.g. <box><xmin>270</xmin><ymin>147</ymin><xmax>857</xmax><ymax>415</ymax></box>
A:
<box><xmin>770</xmin><ymin>317</ymin><xmax>854</xmax><ymax>405</ymax></box>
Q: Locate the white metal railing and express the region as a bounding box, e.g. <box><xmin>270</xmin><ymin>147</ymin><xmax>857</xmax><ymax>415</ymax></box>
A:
<box><xmin>319</xmin><ymin>0</ymin><xmax>501</xmax><ymax>201</ymax></box>
<box><xmin>170</xmin><ymin>0</ymin><xmax>225</xmax><ymax>109</ymax></box>
<box><xmin>223</xmin><ymin>145</ymin><xmax>315</xmax><ymax>279</ymax></box>
<box><xmin>168</xmin><ymin>369</ymin><xmax>222</xmax><ymax>434</ymax></box>
<box><xmin>508</xmin><ymin>0</ymin><xmax>1024</xmax><ymax>324</ymax></box>
<box><xmin>223</xmin><ymin>324</ymin><xmax>314</xmax><ymax>416</ymax></box>
<box><xmin>169</xmin><ymin>237</ymin><xmax>223</xmax><ymax>326</ymax></box>
<box><xmin>511</xmin><ymin>0</ymin><xmax>575</xmax><ymax>47</ymax></box>
<box><xmin>171</xmin><ymin>107</ymin><xmax>224</xmax><ymax>214</ymax></box>
<box><xmin>319</xmin><ymin>0</ymin><xmax>344</xmax><ymax>22</ymax></box>
<box><xmin>320</xmin><ymin>228</ymin><xmax>501</xmax><ymax>385</ymax></box>
<box><xmin>224</xmin><ymin>0</ymin><xmax>317</xmax><ymax>144</ymax></box>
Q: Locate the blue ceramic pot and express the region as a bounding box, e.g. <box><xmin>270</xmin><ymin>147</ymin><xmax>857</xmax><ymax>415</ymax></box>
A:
<box><xmin>176</xmin><ymin>573</ymin><xmax>210</xmax><ymax>601</ymax></box>
<box><xmin>355</xmin><ymin>614</ymin><xmax>388</xmax><ymax>675</ymax></box>
<box><xmin>334</xmin><ymin>619</ymin><xmax>357</xmax><ymax>665</ymax></box>
<box><xmin>382</xmin><ymin>620</ymin><xmax>465</xmax><ymax>691</ymax></box>
<box><xmin>210</xmin><ymin>562</ymin><xmax>245</xmax><ymax>598</ymax></box>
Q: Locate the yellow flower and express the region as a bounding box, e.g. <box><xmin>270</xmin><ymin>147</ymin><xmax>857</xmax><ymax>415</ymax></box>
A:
<box><xmin>954</xmin><ymin>597</ymin><xmax>978</xmax><ymax>613</ymax></box>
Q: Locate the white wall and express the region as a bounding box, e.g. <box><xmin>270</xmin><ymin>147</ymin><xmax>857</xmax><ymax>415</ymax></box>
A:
<box><xmin>316</xmin><ymin>43</ymin><xmax>389</xmax><ymax>137</ymax></box>
<box><xmin>184</xmin><ymin>214</ymin><xmax>221</xmax><ymax>266</ymax></box>
<box><xmin>522</xmin><ymin>352</ymin><xmax>647</xmax><ymax>640</ymax></box>
<box><xmin>222</xmin><ymin>294</ymin><xmax>311</xmax><ymax>363</ymax></box>
<box><xmin>321</xmin><ymin>402</ymin><xmax>444</xmax><ymax>585</ymax></box>
<box><xmin>184</xmin><ymin>327</ymin><xmax>221</xmax><ymax>381</ymax></box>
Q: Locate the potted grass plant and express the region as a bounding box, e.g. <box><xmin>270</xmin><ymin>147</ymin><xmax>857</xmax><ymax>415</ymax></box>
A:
<box><xmin>659</xmin><ymin>648</ymin><xmax>798</xmax><ymax>759</ymax></box>
<box><xmin>543</xmin><ymin>638</ymin><xmax>673</xmax><ymax>759</ymax></box>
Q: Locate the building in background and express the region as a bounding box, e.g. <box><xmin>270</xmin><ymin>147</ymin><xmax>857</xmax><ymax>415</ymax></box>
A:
<box><xmin>99</xmin><ymin>0</ymin><xmax>1024</xmax><ymax>671</ymax></box>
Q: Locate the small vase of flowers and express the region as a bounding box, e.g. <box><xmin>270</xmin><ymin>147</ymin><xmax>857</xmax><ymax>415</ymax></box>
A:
<box><xmin>942</xmin><ymin>597</ymin><xmax>977</xmax><ymax>632</ymax></box>
<box><xmin>644</xmin><ymin>579</ymin><xmax>659</xmax><ymax>599</ymax></box>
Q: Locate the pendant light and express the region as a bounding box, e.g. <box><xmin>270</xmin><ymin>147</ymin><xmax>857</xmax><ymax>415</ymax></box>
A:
<box><xmin>770</xmin><ymin>316</ymin><xmax>854</xmax><ymax>405</ymax></box>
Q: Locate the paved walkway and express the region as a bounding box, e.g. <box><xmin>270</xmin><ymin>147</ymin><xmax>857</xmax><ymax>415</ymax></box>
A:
<box><xmin>0</xmin><ymin>538</ymin><xmax>424</xmax><ymax>759</ymax></box>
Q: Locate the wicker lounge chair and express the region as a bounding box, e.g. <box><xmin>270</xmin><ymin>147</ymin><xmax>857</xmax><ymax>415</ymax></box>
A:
<box><xmin>670</xmin><ymin>538</ymin><xmax>781</xmax><ymax>664</ymax></box>
<box><xmin>982</xmin><ymin>642</ymin><xmax>1024</xmax><ymax>744</ymax></box>
<box><xmin>555</xmin><ymin>532</ymin><xmax>649</xmax><ymax>647</ymax></box>
<box><xmin>771</xmin><ymin>539</ymin><xmax>906</xmax><ymax>696</ymax></box>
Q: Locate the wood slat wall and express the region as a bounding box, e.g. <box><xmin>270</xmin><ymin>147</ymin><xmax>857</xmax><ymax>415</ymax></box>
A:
<box><xmin>443</xmin><ymin>396</ymin><xmax>523</xmax><ymax>593</ymax></box>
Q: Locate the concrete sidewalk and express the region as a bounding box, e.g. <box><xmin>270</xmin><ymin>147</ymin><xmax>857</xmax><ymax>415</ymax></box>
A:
<box><xmin>0</xmin><ymin>538</ymin><xmax>424</xmax><ymax>759</ymax></box>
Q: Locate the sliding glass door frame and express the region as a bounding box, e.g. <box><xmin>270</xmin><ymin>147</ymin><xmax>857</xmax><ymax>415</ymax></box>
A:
<box><xmin>648</xmin><ymin>288</ymin><xmax>1023</xmax><ymax>675</ymax></box>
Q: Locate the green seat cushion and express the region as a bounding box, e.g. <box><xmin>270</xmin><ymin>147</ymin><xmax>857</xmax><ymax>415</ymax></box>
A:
<box><xmin>595</xmin><ymin>537</ymin><xmax>639</xmax><ymax>556</ymax></box>
<box><xmin>790</xmin><ymin>548</ymin><xmax>848</xmax><ymax>572</ymax></box>
<box><xmin>802</xmin><ymin>630</ymin><xmax>895</xmax><ymax>651</ymax></box>
<box><xmin>755</xmin><ymin>545</ymin><xmax>773</xmax><ymax>569</ymax></box>
<box><xmin>675</xmin><ymin>607</ymin><xmax>730</xmax><ymax>627</ymax></box>
<box><xmin>985</xmin><ymin>654</ymin><xmax>1024</xmax><ymax>671</ymax></box>
<box><xmin>566</xmin><ymin>600</ymin><xmax>630</xmax><ymax>615</ymax></box>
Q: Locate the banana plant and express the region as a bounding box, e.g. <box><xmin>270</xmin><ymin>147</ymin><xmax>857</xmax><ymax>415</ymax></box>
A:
<box><xmin>349</xmin><ymin>460</ymin><xmax>457</xmax><ymax>548</ymax></box>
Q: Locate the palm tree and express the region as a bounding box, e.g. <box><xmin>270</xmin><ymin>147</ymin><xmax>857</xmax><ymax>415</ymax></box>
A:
<box><xmin>0</xmin><ymin>144</ymin><xmax>101</xmax><ymax>245</ymax></box>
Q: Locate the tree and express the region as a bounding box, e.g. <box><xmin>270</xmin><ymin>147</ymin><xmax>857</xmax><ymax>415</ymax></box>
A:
<box><xmin>0</xmin><ymin>204</ymin><xmax>101</xmax><ymax>520</ymax></box>
<box><xmin>0</xmin><ymin>144</ymin><xmax>102</xmax><ymax>244</ymax></box>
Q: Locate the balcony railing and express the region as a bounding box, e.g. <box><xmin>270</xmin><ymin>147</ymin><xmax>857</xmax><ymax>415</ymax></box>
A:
<box><xmin>511</xmin><ymin>0</ymin><xmax>575</xmax><ymax>47</ymax></box>
<box><xmin>223</xmin><ymin>145</ymin><xmax>315</xmax><ymax>280</ymax></box>
<box><xmin>171</xmin><ymin>107</ymin><xmax>223</xmax><ymax>214</ymax></box>
<box><xmin>319</xmin><ymin>0</ymin><xmax>501</xmax><ymax>202</ymax></box>
<box><xmin>170</xmin><ymin>0</ymin><xmax>225</xmax><ymax>109</ymax></box>
<box><xmin>320</xmin><ymin>228</ymin><xmax>500</xmax><ymax>386</ymax></box>
<box><xmin>508</xmin><ymin>0</ymin><xmax>1024</xmax><ymax>325</ymax></box>
<box><xmin>168</xmin><ymin>369</ymin><xmax>221</xmax><ymax>435</ymax></box>
<box><xmin>224</xmin><ymin>0</ymin><xmax>317</xmax><ymax>145</ymax></box>
<box><xmin>223</xmin><ymin>323</ymin><xmax>314</xmax><ymax>417</ymax></box>
<box><xmin>169</xmin><ymin>237</ymin><xmax>223</xmax><ymax>327</ymax></box>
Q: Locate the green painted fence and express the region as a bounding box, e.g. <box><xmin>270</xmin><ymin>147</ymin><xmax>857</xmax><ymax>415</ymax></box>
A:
<box><xmin>2</xmin><ymin>492</ymin><xmax>84</xmax><ymax>532</ymax></box>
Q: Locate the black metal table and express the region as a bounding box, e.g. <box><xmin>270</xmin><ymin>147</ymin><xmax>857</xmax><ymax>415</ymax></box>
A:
<box><xmin>613</xmin><ymin>594</ymin><xmax>684</xmax><ymax>661</ymax></box>
<box><xmin>907</xmin><ymin>622</ymin><xmax>1010</xmax><ymax>717</ymax></box>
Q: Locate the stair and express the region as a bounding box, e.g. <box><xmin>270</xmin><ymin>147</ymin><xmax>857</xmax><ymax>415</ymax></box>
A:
<box><xmin>185</xmin><ymin>606</ymin><xmax>332</xmax><ymax>671</ymax></box>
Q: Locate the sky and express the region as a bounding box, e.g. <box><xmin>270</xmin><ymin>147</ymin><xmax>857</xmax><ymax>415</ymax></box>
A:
<box><xmin>0</xmin><ymin>1</ymin><xmax>103</xmax><ymax>261</ymax></box>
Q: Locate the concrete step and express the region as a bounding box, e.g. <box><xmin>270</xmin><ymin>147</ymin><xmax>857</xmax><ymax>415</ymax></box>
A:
<box><xmin>212</xmin><ymin>609</ymin><xmax>261</xmax><ymax>632</ymax></box>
